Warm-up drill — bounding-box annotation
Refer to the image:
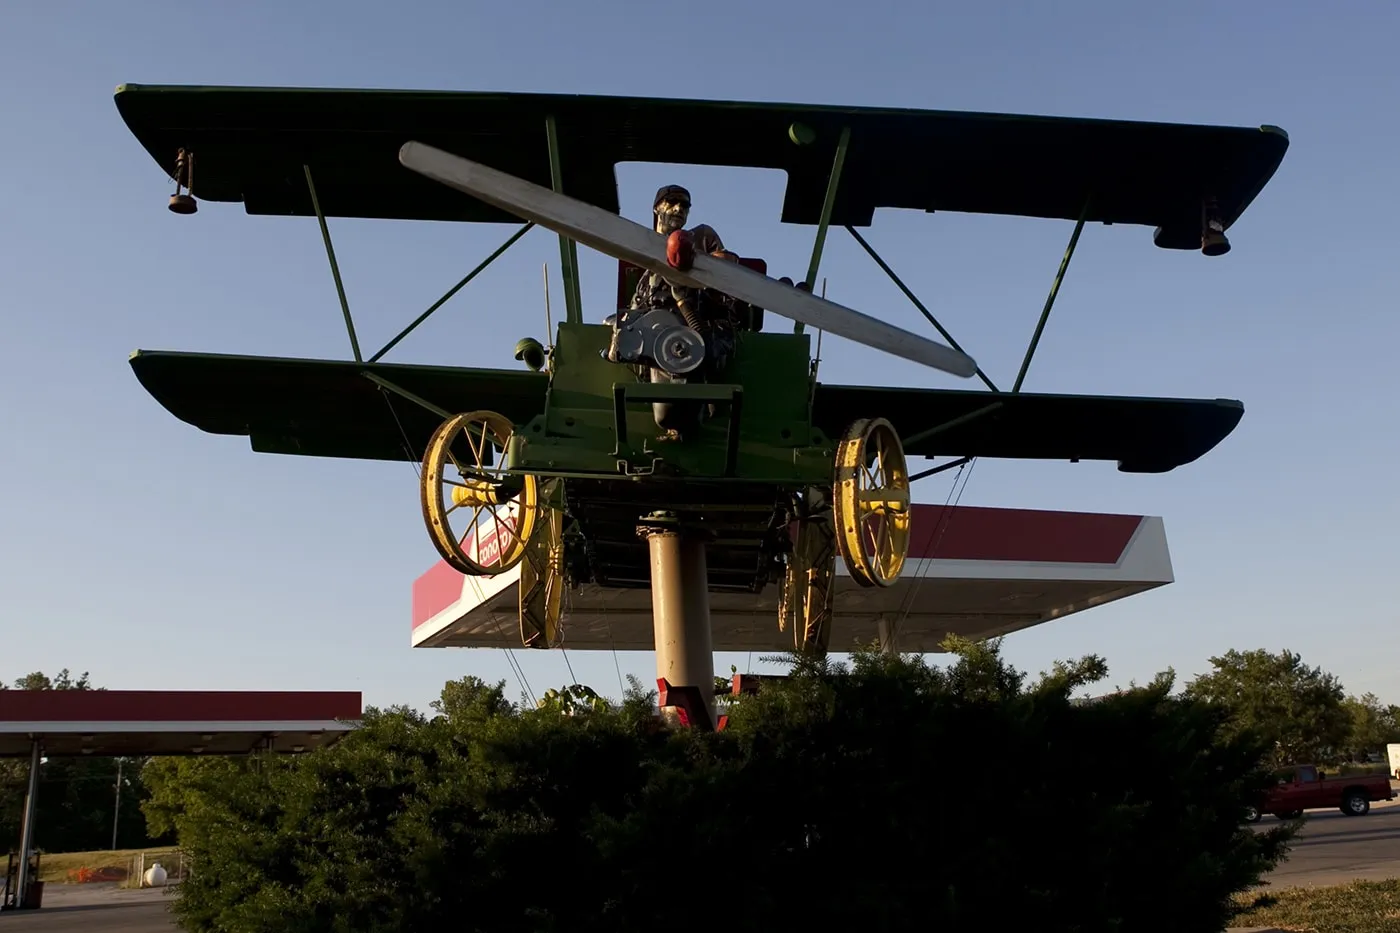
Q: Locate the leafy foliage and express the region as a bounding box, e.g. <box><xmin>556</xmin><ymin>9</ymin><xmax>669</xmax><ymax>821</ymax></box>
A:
<box><xmin>1183</xmin><ymin>648</ymin><xmax>1353</xmax><ymax>766</ymax></box>
<box><xmin>145</xmin><ymin>642</ymin><xmax>1292</xmax><ymax>933</ymax></box>
<box><xmin>1339</xmin><ymin>692</ymin><xmax>1400</xmax><ymax>763</ymax></box>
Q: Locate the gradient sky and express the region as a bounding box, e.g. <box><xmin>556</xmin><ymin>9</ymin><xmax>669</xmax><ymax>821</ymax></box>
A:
<box><xmin>2</xmin><ymin>1</ymin><xmax>1396</xmax><ymax>712</ymax></box>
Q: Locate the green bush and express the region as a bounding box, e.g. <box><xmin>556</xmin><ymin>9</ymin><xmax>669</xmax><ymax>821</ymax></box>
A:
<box><xmin>144</xmin><ymin>644</ymin><xmax>1294</xmax><ymax>933</ymax></box>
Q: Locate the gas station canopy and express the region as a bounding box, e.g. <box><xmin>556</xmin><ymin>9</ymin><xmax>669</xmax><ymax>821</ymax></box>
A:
<box><xmin>411</xmin><ymin>504</ymin><xmax>1173</xmax><ymax>653</ymax></box>
<box><xmin>0</xmin><ymin>690</ymin><xmax>362</xmax><ymax>758</ymax></box>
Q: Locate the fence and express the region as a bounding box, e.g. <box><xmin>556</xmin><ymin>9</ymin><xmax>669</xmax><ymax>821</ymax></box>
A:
<box><xmin>122</xmin><ymin>849</ymin><xmax>191</xmax><ymax>889</ymax></box>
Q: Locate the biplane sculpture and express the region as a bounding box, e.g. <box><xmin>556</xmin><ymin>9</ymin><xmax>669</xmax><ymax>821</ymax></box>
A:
<box><xmin>116</xmin><ymin>85</ymin><xmax>1287</xmax><ymax>728</ymax></box>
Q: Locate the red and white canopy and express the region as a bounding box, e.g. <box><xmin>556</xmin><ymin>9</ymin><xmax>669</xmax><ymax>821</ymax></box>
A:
<box><xmin>410</xmin><ymin>504</ymin><xmax>1172</xmax><ymax>653</ymax></box>
<box><xmin>0</xmin><ymin>691</ymin><xmax>362</xmax><ymax>757</ymax></box>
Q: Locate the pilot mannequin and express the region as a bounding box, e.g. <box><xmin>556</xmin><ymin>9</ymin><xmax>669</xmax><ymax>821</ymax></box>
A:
<box><xmin>625</xmin><ymin>184</ymin><xmax>741</xmax><ymax>433</ymax></box>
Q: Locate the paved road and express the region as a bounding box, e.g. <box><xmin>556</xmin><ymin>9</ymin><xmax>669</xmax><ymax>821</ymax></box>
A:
<box><xmin>0</xmin><ymin>885</ymin><xmax>175</xmax><ymax>932</ymax></box>
<box><xmin>1260</xmin><ymin>795</ymin><xmax>1400</xmax><ymax>887</ymax></box>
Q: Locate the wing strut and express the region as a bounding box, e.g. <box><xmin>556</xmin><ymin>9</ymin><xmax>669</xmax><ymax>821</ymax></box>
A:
<box><xmin>1012</xmin><ymin>199</ymin><xmax>1090</xmax><ymax>392</ymax></box>
<box><xmin>545</xmin><ymin>115</ymin><xmax>584</xmax><ymax>324</ymax></box>
<box><xmin>845</xmin><ymin>226</ymin><xmax>1001</xmax><ymax>394</ymax></box>
<box><xmin>794</xmin><ymin>125</ymin><xmax>850</xmax><ymax>336</ymax></box>
<box><xmin>368</xmin><ymin>222</ymin><xmax>535</xmax><ymax>363</ymax></box>
<box><xmin>304</xmin><ymin>165</ymin><xmax>363</xmax><ymax>362</ymax></box>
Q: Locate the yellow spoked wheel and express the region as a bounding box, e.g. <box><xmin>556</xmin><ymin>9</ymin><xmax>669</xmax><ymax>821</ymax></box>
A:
<box><xmin>421</xmin><ymin>411</ymin><xmax>538</xmax><ymax>576</ymax></box>
<box><xmin>834</xmin><ymin>417</ymin><xmax>911</xmax><ymax>588</ymax></box>
<box><xmin>519</xmin><ymin>481</ymin><xmax>566</xmax><ymax>649</ymax></box>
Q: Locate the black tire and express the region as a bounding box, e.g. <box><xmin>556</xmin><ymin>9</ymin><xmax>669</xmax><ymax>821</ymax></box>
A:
<box><xmin>1341</xmin><ymin>791</ymin><xmax>1370</xmax><ymax>816</ymax></box>
<box><xmin>1243</xmin><ymin>804</ymin><xmax>1262</xmax><ymax>823</ymax></box>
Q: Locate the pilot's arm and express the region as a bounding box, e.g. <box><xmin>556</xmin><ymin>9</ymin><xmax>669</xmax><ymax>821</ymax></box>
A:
<box><xmin>665</xmin><ymin>223</ymin><xmax>737</xmax><ymax>272</ymax></box>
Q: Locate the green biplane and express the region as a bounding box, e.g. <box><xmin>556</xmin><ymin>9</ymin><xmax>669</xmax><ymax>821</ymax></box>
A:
<box><xmin>116</xmin><ymin>85</ymin><xmax>1286</xmax><ymax>723</ymax></box>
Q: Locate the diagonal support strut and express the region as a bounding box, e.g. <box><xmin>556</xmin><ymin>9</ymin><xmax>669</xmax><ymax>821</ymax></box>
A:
<box><xmin>545</xmin><ymin>115</ymin><xmax>583</xmax><ymax>324</ymax></box>
<box><xmin>795</xmin><ymin>125</ymin><xmax>851</xmax><ymax>335</ymax></box>
<box><xmin>845</xmin><ymin>226</ymin><xmax>1000</xmax><ymax>392</ymax></box>
<box><xmin>304</xmin><ymin>165</ymin><xmax>363</xmax><ymax>363</ymax></box>
<box><xmin>368</xmin><ymin>222</ymin><xmax>535</xmax><ymax>363</ymax></box>
<box><xmin>901</xmin><ymin>401</ymin><xmax>1004</xmax><ymax>450</ymax></box>
<box><xmin>1012</xmin><ymin>200</ymin><xmax>1091</xmax><ymax>393</ymax></box>
<box><xmin>360</xmin><ymin>371</ymin><xmax>452</xmax><ymax>420</ymax></box>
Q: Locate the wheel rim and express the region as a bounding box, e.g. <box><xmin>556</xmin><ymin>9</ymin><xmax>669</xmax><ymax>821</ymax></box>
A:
<box><xmin>421</xmin><ymin>411</ymin><xmax>537</xmax><ymax>576</ymax></box>
<box><xmin>834</xmin><ymin>418</ymin><xmax>911</xmax><ymax>587</ymax></box>
<box><xmin>782</xmin><ymin>487</ymin><xmax>837</xmax><ymax>653</ymax></box>
<box><xmin>520</xmin><ymin>487</ymin><xmax>565</xmax><ymax>648</ymax></box>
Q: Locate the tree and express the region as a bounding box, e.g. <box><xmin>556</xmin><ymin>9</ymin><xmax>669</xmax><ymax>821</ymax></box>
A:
<box><xmin>148</xmin><ymin>642</ymin><xmax>1291</xmax><ymax>933</ymax></box>
<box><xmin>6</xmin><ymin>669</ymin><xmax>96</xmax><ymax>692</ymax></box>
<box><xmin>1340</xmin><ymin>693</ymin><xmax>1400</xmax><ymax>762</ymax></box>
<box><xmin>1183</xmin><ymin>649</ymin><xmax>1351</xmax><ymax>767</ymax></box>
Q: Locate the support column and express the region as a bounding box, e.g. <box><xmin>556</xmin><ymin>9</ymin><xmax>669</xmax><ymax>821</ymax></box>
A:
<box><xmin>645</xmin><ymin>520</ymin><xmax>716</xmax><ymax>729</ymax></box>
<box><xmin>878</xmin><ymin>616</ymin><xmax>900</xmax><ymax>656</ymax></box>
<box><xmin>14</xmin><ymin>739</ymin><xmax>40</xmax><ymax>908</ymax></box>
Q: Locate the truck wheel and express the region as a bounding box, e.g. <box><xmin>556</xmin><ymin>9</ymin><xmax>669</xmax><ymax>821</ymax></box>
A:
<box><xmin>1243</xmin><ymin>804</ymin><xmax>1261</xmax><ymax>823</ymax></box>
<box><xmin>1341</xmin><ymin>791</ymin><xmax>1370</xmax><ymax>816</ymax></box>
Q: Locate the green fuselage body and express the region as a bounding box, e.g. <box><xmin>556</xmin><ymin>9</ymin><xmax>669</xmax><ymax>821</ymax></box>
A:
<box><xmin>510</xmin><ymin>322</ymin><xmax>833</xmax><ymax>491</ymax></box>
<box><xmin>504</xmin><ymin>322</ymin><xmax>832</xmax><ymax>590</ymax></box>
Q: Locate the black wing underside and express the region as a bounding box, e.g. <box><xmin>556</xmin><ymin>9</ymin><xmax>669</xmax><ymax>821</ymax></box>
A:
<box><xmin>130</xmin><ymin>351</ymin><xmax>1240</xmax><ymax>472</ymax></box>
<box><xmin>129</xmin><ymin>350</ymin><xmax>548</xmax><ymax>462</ymax></box>
<box><xmin>114</xmin><ymin>84</ymin><xmax>1287</xmax><ymax>248</ymax></box>
<box><xmin>811</xmin><ymin>384</ymin><xmax>1242</xmax><ymax>474</ymax></box>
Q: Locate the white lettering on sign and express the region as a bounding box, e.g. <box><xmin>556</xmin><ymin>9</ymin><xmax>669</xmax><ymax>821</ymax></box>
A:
<box><xmin>468</xmin><ymin>509</ymin><xmax>520</xmax><ymax>567</ymax></box>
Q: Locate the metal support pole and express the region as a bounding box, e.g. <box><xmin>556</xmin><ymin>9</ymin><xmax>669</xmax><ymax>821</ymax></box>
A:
<box><xmin>368</xmin><ymin>222</ymin><xmax>535</xmax><ymax>362</ymax></box>
<box><xmin>15</xmin><ymin>739</ymin><xmax>40</xmax><ymax>908</ymax></box>
<box><xmin>877</xmin><ymin>616</ymin><xmax>900</xmax><ymax>656</ymax></box>
<box><xmin>795</xmin><ymin>126</ymin><xmax>851</xmax><ymax>334</ymax></box>
<box><xmin>646</xmin><ymin>525</ymin><xmax>716</xmax><ymax>728</ymax></box>
<box><xmin>901</xmin><ymin>401</ymin><xmax>1004</xmax><ymax>450</ymax></box>
<box><xmin>1012</xmin><ymin>202</ymin><xmax>1090</xmax><ymax>393</ymax></box>
<box><xmin>111</xmin><ymin>758</ymin><xmax>123</xmax><ymax>851</ymax></box>
<box><xmin>303</xmin><ymin>165</ymin><xmax>363</xmax><ymax>362</ymax></box>
<box><xmin>545</xmin><ymin>116</ymin><xmax>583</xmax><ymax>324</ymax></box>
<box><xmin>845</xmin><ymin>225</ymin><xmax>1000</xmax><ymax>393</ymax></box>
<box><xmin>909</xmin><ymin>455</ymin><xmax>972</xmax><ymax>483</ymax></box>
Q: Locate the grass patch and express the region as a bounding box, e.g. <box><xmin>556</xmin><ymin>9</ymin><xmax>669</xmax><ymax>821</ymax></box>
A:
<box><xmin>1234</xmin><ymin>879</ymin><xmax>1400</xmax><ymax>932</ymax></box>
<box><xmin>37</xmin><ymin>846</ymin><xmax>179</xmax><ymax>884</ymax></box>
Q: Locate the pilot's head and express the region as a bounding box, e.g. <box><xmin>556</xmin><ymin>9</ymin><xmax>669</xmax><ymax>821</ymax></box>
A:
<box><xmin>652</xmin><ymin>184</ymin><xmax>691</xmax><ymax>235</ymax></box>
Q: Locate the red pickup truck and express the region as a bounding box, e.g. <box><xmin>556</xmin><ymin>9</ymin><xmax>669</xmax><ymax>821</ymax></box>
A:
<box><xmin>1245</xmin><ymin>764</ymin><xmax>1396</xmax><ymax>821</ymax></box>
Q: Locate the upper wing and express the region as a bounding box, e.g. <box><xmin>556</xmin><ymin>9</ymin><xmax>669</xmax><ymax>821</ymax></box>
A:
<box><xmin>114</xmin><ymin>84</ymin><xmax>1287</xmax><ymax>246</ymax></box>
<box><xmin>129</xmin><ymin>350</ymin><xmax>546</xmax><ymax>462</ymax></box>
<box><xmin>812</xmin><ymin>384</ymin><xmax>1244</xmax><ymax>473</ymax></box>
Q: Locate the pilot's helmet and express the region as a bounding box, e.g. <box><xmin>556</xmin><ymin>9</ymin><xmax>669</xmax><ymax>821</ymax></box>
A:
<box><xmin>652</xmin><ymin>184</ymin><xmax>691</xmax><ymax>233</ymax></box>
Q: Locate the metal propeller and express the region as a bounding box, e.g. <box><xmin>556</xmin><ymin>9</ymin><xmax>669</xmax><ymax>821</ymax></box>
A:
<box><xmin>398</xmin><ymin>141</ymin><xmax>978</xmax><ymax>378</ymax></box>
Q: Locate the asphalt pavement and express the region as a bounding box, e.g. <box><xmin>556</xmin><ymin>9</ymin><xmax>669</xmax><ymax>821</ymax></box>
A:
<box><xmin>1259</xmin><ymin>794</ymin><xmax>1400</xmax><ymax>887</ymax></box>
<box><xmin>0</xmin><ymin>884</ymin><xmax>176</xmax><ymax>932</ymax></box>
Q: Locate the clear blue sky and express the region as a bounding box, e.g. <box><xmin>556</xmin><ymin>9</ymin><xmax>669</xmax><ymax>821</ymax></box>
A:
<box><xmin>3</xmin><ymin>1</ymin><xmax>1396</xmax><ymax>712</ymax></box>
